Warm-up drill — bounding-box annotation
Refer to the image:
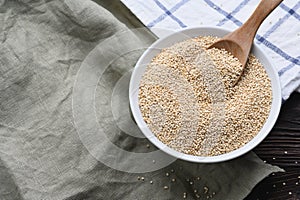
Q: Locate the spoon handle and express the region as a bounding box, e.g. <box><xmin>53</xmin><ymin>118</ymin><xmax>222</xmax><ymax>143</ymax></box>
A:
<box><xmin>225</xmin><ymin>0</ymin><xmax>283</xmax><ymax>52</ymax></box>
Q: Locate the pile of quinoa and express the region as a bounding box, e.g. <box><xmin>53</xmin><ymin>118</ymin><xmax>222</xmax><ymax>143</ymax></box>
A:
<box><xmin>138</xmin><ymin>36</ymin><xmax>272</xmax><ymax>156</ymax></box>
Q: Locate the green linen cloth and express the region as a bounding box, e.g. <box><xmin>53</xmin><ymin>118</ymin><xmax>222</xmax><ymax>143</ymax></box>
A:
<box><xmin>0</xmin><ymin>0</ymin><xmax>283</xmax><ymax>199</ymax></box>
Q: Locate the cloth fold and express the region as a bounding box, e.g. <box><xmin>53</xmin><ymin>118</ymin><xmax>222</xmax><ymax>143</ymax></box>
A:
<box><xmin>0</xmin><ymin>0</ymin><xmax>283</xmax><ymax>200</ymax></box>
<box><xmin>121</xmin><ymin>0</ymin><xmax>300</xmax><ymax>100</ymax></box>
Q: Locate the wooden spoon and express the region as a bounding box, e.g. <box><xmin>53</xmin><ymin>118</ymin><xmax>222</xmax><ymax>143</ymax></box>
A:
<box><xmin>208</xmin><ymin>0</ymin><xmax>283</xmax><ymax>86</ymax></box>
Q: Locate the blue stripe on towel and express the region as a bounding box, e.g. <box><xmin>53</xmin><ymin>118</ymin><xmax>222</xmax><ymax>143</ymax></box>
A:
<box><xmin>259</xmin><ymin>2</ymin><xmax>300</xmax><ymax>43</ymax></box>
<box><xmin>278</xmin><ymin>56</ymin><xmax>300</xmax><ymax>76</ymax></box>
<box><xmin>217</xmin><ymin>0</ymin><xmax>251</xmax><ymax>26</ymax></box>
<box><xmin>148</xmin><ymin>0</ymin><xmax>189</xmax><ymax>28</ymax></box>
<box><xmin>256</xmin><ymin>35</ymin><xmax>300</xmax><ymax>66</ymax></box>
<box><xmin>280</xmin><ymin>3</ymin><xmax>300</xmax><ymax>21</ymax></box>
<box><xmin>203</xmin><ymin>0</ymin><xmax>243</xmax><ymax>26</ymax></box>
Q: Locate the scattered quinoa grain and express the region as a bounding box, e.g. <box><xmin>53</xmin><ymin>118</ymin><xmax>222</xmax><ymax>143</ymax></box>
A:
<box><xmin>163</xmin><ymin>186</ymin><xmax>169</xmax><ymax>190</ymax></box>
<box><xmin>204</xmin><ymin>186</ymin><xmax>209</xmax><ymax>194</ymax></box>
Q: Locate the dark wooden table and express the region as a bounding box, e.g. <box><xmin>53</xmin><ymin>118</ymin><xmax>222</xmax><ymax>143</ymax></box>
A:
<box><xmin>96</xmin><ymin>1</ymin><xmax>300</xmax><ymax>199</ymax></box>
<box><xmin>246</xmin><ymin>92</ymin><xmax>300</xmax><ymax>200</ymax></box>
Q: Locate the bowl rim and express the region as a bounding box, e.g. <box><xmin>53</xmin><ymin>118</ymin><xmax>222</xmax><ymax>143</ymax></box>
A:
<box><xmin>129</xmin><ymin>26</ymin><xmax>282</xmax><ymax>163</ymax></box>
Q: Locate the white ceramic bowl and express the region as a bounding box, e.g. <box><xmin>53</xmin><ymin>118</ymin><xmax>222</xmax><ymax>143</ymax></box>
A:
<box><xmin>129</xmin><ymin>26</ymin><xmax>281</xmax><ymax>163</ymax></box>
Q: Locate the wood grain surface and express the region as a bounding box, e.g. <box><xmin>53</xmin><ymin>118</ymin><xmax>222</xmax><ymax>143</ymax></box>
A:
<box><xmin>246</xmin><ymin>92</ymin><xmax>300</xmax><ymax>200</ymax></box>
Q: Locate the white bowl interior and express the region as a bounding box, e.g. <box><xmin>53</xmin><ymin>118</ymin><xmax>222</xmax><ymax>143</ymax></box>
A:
<box><xmin>129</xmin><ymin>26</ymin><xmax>281</xmax><ymax>163</ymax></box>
